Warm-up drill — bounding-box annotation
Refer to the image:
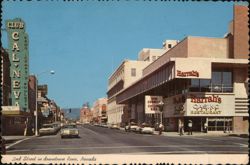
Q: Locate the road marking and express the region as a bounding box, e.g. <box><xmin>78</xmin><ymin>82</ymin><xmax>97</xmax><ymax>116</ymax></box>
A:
<box><xmin>6</xmin><ymin>137</ymin><xmax>31</xmax><ymax>150</ymax></box>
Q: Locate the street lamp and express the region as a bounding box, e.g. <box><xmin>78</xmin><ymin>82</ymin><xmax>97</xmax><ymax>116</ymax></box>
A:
<box><xmin>158</xmin><ymin>100</ymin><xmax>164</xmax><ymax>124</ymax></box>
<box><xmin>35</xmin><ymin>70</ymin><xmax>55</xmax><ymax>136</ymax></box>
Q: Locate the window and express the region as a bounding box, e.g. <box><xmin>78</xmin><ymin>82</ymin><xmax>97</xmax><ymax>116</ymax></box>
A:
<box><xmin>188</xmin><ymin>70</ymin><xmax>233</xmax><ymax>93</ymax></box>
<box><xmin>190</xmin><ymin>79</ymin><xmax>200</xmax><ymax>92</ymax></box>
<box><xmin>200</xmin><ymin>79</ymin><xmax>210</xmax><ymax>92</ymax></box>
<box><xmin>131</xmin><ymin>68</ymin><xmax>136</xmax><ymax>77</ymax></box>
<box><xmin>222</xmin><ymin>71</ymin><xmax>233</xmax><ymax>92</ymax></box>
<box><xmin>168</xmin><ymin>44</ymin><xmax>172</xmax><ymax>48</ymax></box>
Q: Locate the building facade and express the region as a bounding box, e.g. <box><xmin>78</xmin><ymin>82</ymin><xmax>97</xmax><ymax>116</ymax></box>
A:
<box><xmin>116</xmin><ymin>5</ymin><xmax>249</xmax><ymax>134</ymax></box>
<box><xmin>1</xmin><ymin>18</ymin><xmax>31</xmax><ymax>135</ymax></box>
<box><xmin>80</xmin><ymin>106</ymin><xmax>93</xmax><ymax>124</ymax></box>
<box><xmin>92</xmin><ymin>98</ymin><xmax>108</xmax><ymax>124</ymax></box>
<box><xmin>107</xmin><ymin>60</ymin><xmax>151</xmax><ymax>126</ymax></box>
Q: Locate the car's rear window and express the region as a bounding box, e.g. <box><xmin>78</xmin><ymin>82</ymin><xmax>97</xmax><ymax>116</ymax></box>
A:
<box><xmin>42</xmin><ymin>125</ymin><xmax>54</xmax><ymax>128</ymax></box>
<box><xmin>63</xmin><ymin>125</ymin><xmax>76</xmax><ymax>129</ymax></box>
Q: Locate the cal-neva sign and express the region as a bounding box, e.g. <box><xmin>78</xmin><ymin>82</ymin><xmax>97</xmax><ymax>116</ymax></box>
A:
<box><xmin>187</xmin><ymin>94</ymin><xmax>234</xmax><ymax>116</ymax></box>
<box><xmin>145</xmin><ymin>95</ymin><xmax>163</xmax><ymax>114</ymax></box>
<box><xmin>6</xmin><ymin>18</ymin><xmax>29</xmax><ymax>112</ymax></box>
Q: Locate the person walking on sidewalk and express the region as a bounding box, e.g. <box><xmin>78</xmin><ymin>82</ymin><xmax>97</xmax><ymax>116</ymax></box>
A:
<box><xmin>159</xmin><ymin>123</ymin><xmax>164</xmax><ymax>135</ymax></box>
<box><xmin>204</xmin><ymin>122</ymin><xmax>208</xmax><ymax>133</ymax></box>
<box><xmin>179</xmin><ymin>122</ymin><xmax>184</xmax><ymax>136</ymax></box>
<box><xmin>188</xmin><ymin>120</ymin><xmax>193</xmax><ymax>135</ymax></box>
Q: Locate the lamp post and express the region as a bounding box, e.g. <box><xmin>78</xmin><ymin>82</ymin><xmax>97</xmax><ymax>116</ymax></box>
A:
<box><xmin>35</xmin><ymin>70</ymin><xmax>55</xmax><ymax>136</ymax></box>
<box><xmin>158</xmin><ymin>100</ymin><xmax>164</xmax><ymax>124</ymax></box>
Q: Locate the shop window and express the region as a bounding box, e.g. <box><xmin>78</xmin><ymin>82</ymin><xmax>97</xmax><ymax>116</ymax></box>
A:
<box><xmin>190</xmin><ymin>79</ymin><xmax>200</xmax><ymax>92</ymax></box>
<box><xmin>200</xmin><ymin>79</ymin><xmax>210</xmax><ymax>92</ymax></box>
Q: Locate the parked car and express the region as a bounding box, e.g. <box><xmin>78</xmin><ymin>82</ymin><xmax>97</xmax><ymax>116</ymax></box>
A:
<box><xmin>140</xmin><ymin>123</ymin><xmax>154</xmax><ymax>134</ymax></box>
<box><xmin>39</xmin><ymin>124</ymin><xmax>57</xmax><ymax>135</ymax></box>
<box><xmin>52</xmin><ymin>122</ymin><xmax>61</xmax><ymax>132</ymax></box>
<box><xmin>129</xmin><ymin>122</ymin><xmax>140</xmax><ymax>132</ymax></box>
<box><xmin>110</xmin><ymin>124</ymin><xmax>119</xmax><ymax>129</ymax></box>
<box><xmin>60</xmin><ymin>124</ymin><xmax>79</xmax><ymax>138</ymax></box>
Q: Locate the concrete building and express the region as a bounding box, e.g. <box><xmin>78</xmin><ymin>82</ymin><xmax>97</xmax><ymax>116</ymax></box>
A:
<box><xmin>92</xmin><ymin>98</ymin><xmax>108</xmax><ymax>124</ymax></box>
<box><xmin>107</xmin><ymin>45</ymin><xmax>170</xmax><ymax>126</ymax></box>
<box><xmin>116</xmin><ymin>5</ymin><xmax>249</xmax><ymax>134</ymax></box>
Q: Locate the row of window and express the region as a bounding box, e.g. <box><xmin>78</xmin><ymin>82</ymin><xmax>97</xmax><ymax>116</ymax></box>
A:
<box><xmin>190</xmin><ymin>71</ymin><xmax>233</xmax><ymax>93</ymax></box>
<box><xmin>117</xmin><ymin>69</ymin><xmax>234</xmax><ymax>102</ymax></box>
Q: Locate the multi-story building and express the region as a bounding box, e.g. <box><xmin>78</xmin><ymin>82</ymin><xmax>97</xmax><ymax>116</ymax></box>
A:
<box><xmin>107</xmin><ymin>45</ymin><xmax>170</xmax><ymax>126</ymax></box>
<box><xmin>92</xmin><ymin>98</ymin><xmax>108</xmax><ymax>124</ymax></box>
<box><xmin>1</xmin><ymin>47</ymin><xmax>12</xmax><ymax>135</ymax></box>
<box><xmin>80</xmin><ymin>105</ymin><xmax>93</xmax><ymax>124</ymax></box>
<box><xmin>2</xmin><ymin>18</ymin><xmax>31</xmax><ymax>135</ymax></box>
<box><xmin>117</xmin><ymin>5</ymin><xmax>248</xmax><ymax>134</ymax></box>
<box><xmin>138</xmin><ymin>41</ymin><xmax>178</xmax><ymax>62</ymax></box>
<box><xmin>1</xmin><ymin>47</ymin><xmax>11</xmax><ymax>106</ymax></box>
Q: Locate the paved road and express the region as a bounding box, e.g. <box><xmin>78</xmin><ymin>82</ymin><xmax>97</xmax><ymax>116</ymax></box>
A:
<box><xmin>6</xmin><ymin>124</ymin><xmax>248</xmax><ymax>154</ymax></box>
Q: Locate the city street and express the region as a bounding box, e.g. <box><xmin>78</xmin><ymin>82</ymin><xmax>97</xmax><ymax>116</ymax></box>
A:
<box><xmin>6</xmin><ymin>125</ymin><xmax>248</xmax><ymax>155</ymax></box>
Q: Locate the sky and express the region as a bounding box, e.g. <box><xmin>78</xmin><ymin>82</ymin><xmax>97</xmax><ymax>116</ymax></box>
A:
<box><xmin>2</xmin><ymin>1</ymin><xmax>239</xmax><ymax>109</ymax></box>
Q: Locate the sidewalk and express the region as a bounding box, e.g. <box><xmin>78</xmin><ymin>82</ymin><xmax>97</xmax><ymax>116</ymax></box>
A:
<box><xmin>154</xmin><ymin>131</ymin><xmax>249</xmax><ymax>138</ymax></box>
<box><xmin>119</xmin><ymin>127</ymin><xmax>249</xmax><ymax>137</ymax></box>
<box><xmin>2</xmin><ymin>135</ymin><xmax>34</xmax><ymax>144</ymax></box>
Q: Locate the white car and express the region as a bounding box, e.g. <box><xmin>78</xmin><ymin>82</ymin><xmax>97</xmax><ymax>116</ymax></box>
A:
<box><xmin>61</xmin><ymin>124</ymin><xmax>79</xmax><ymax>138</ymax></box>
<box><xmin>141</xmin><ymin>126</ymin><xmax>154</xmax><ymax>134</ymax></box>
<box><xmin>39</xmin><ymin>124</ymin><xmax>56</xmax><ymax>135</ymax></box>
<box><xmin>130</xmin><ymin>123</ymin><xmax>140</xmax><ymax>132</ymax></box>
<box><xmin>110</xmin><ymin>124</ymin><xmax>119</xmax><ymax>129</ymax></box>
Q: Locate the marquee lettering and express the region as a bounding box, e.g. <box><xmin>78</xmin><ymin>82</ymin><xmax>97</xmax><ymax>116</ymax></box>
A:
<box><xmin>13</xmin><ymin>70</ymin><xmax>21</xmax><ymax>78</ymax></box>
<box><xmin>12</xmin><ymin>42</ymin><xmax>20</xmax><ymax>51</ymax></box>
<box><xmin>13</xmin><ymin>80</ymin><xmax>20</xmax><ymax>89</ymax></box>
<box><xmin>177</xmin><ymin>70</ymin><xmax>199</xmax><ymax>77</ymax></box>
<box><xmin>13</xmin><ymin>91</ymin><xmax>21</xmax><ymax>99</ymax></box>
<box><xmin>191</xmin><ymin>95</ymin><xmax>222</xmax><ymax>104</ymax></box>
<box><xmin>12</xmin><ymin>32</ymin><xmax>19</xmax><ymax>40</ymax></box>
<box><xmin>7</xmin><ymin>22</ymin><xmax>24</xmax><ymax>29</ymax></box>
<box><xmin>12</xmin><ymin>53</ymin><xmax>20</xmax><ymax>62</ymax></box>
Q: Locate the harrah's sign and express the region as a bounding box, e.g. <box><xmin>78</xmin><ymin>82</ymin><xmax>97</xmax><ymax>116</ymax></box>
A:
<box><xmin>191</xmin><ymin>95</ymin><xmax>222</xmax><ymax>104</ymax></box>
<box><xmin>177</xmin><ymin>70</ymin><xmax>199</xmax><ymax>77</ymax></box>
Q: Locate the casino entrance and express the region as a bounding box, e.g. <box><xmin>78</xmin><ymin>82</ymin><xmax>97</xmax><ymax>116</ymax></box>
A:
<box><xmin>183</xmin><ymin>117</ymin><xmax>233</xmax><ymax>132</ymax></box>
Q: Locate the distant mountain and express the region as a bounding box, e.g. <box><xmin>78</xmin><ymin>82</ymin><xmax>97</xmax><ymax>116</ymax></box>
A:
<box><xmin>62</xmin><ymin>108</ymin><xmax>80</xmax><ymax>120</ymax></box>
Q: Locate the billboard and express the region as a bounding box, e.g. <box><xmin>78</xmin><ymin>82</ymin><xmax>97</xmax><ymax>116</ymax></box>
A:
<box><xmin>145</xmin><ymin>95</ymin><xmax>163</xmax><ymax>114</ymax></box>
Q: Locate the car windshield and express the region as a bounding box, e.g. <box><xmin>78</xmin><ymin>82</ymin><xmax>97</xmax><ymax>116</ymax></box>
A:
<box><xmin>63</xmin><ymin>125</ymin><xmax>76</xmax><ymax>129</ymax></box>
<box><xmin>42</xmin><ymin>125</ymin><xmax>54</xmax><ymax>128</ymax></box>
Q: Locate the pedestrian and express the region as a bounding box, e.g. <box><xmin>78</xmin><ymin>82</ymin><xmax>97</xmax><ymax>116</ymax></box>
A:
<box><xmin>204</xmin><ymin>122</ymin><xmax>208</xmax><ymax>133</ymax></box>
<box><xmin>180</xmin><ymin>123</ymin><xmax>184</xmax><ymax>136</ymax></box>
<box><xmin>188</xmin><ymin>120</ymin><xmax>193</xmax><ymax>135</ymax></box>
<box><xmin>159</xmin><ymin>123</ymin><xmax>164</xmax><ymax>135</ymax></box>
